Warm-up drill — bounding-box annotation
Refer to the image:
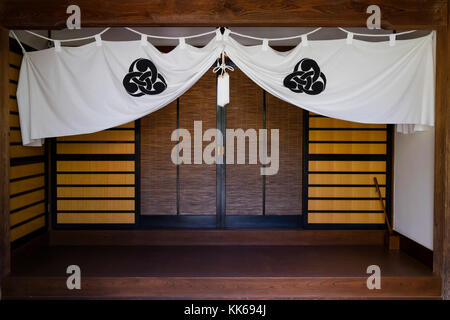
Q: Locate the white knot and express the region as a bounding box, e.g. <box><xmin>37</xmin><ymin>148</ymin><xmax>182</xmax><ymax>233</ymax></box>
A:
<box><xmin>213</xmin><ymin>51</ymin><xmax>234</xmax><ymax>76</ymax></box>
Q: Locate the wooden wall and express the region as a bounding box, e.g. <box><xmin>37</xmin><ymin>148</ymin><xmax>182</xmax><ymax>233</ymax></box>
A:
<box><xmin>8</xmin><ymin>46</ymin><xmax>47</xmax><ymax>243</ymax></box>
<box><xmin>53</xmin><ymin>122</ymin><xmax>138</xmax><ymax>226</ymax></box>
<box><xmin>304</xmin><ymin>112</ymin><xmax>391</xmax><ymax>226</ymax></box>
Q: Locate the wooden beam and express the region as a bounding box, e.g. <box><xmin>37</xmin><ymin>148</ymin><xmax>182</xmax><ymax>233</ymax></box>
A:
<box><xmin>0</xmin><ymin>0</ymin><xmax>447</xmax><ymax>29</ymax></box>
<box><xmin>0</xmin><ymin>27</ymin><xmax>10</xmax><ymax>279</ymax></box>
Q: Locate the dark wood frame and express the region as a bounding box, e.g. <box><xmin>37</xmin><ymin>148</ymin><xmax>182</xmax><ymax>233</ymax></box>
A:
<box><xmin>0</xmin><ymin>0</ymin><xmax>448</xmax><ymax>299</ymax></box>
<box><xmin>0</xmin><ymin>27</ymin><xmax>10</xmax><ymax>280</ymax></box>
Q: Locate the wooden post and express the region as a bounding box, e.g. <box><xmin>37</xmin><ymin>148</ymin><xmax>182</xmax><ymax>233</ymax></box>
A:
<box><xmin>433</xmin><ymin>23</ymin><xmax>450</xmax><ymax>299</ymax></box>
<box><xmin>374</xmin><ymin>177</ymin><xmax>399</xmax><ymax>250</ymax></box>
<box><xmin>0</xmin><ymin>27</ymin><xmax>10</xmax><ymax>279</ymax></box>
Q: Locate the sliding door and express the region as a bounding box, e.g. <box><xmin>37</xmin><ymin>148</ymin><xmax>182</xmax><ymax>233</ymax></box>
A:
<box><xmin>140</xmin><ymin>71</ymin><xmax>217</xmax><ymax>228</ymax></box>
<box><xmin>140</xmin><ymin>68</ymin><xmax>303</xmax><ymax>228</ymax></box>
<box><xmin>224</xmin><ymin>70</ymin><xmax>302</xmax><ymax>228</ymax></box>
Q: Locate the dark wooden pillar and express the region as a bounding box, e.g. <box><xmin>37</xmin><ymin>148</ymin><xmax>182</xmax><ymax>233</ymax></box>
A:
<box><xmin>433</xmin><ymin>2</ymin><xmax>450</xmax><ymax>299</ymax></box>
<box><xmin>443</xmin><ymin>1</ymin><xmax>450</xmax><ymax>298</ymax></box>
<box><xmin>444</xmin><ymin>1</ymin><xmax>450</xmax><ymax>299</ymax></box>
<box><xmin>0</xmin><ymin>27</ymin><xmax>10</xmax><ymax>279</ymax></box>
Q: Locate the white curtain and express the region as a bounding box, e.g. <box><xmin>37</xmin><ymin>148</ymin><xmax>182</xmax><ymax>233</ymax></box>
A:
<box><xmin>15</xmin><ymin>29</ymin><xmax>435</xmax><ymax>146</ymax></box>
<box><xmin>17</xmin><ymin>35</ymin><xmax>223</xmax><ymax>146</ymax></box>
<box><xmin>224</xmin><ymin>31</ymin><xmax>435</xmax><ymax>130</ymax></box>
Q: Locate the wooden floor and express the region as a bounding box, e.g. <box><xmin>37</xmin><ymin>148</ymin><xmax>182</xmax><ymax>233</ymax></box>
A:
<box><xmin>2</xmin><ymin>232</ymin><xmax>441</xmax><ymax>299</ymax></box>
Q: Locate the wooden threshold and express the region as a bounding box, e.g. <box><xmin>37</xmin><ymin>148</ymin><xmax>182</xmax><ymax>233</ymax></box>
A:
<box><xmin>47</xmin><ymin>229</ymin><xmax>386</xmax><ymax>246</ymax></box>
<box><xmin>3</xmin><ymin>276</ymin><xmax>441</xmax><ymax>299</ymax></box>
<box><xmin>2</xmin><ymin>242</ymin><xmax>441</xmax><ymax>299</ymax></box>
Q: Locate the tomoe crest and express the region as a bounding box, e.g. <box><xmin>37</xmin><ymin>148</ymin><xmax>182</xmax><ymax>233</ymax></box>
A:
<box><xmin>283</xmin><ymin>58</ymin><xmax>326</xmax><ymax>95</ymax></box>
<box><xmin>123</xmin><ymin>58</ymin><xmax>167</xmax><ymax>96</ymax></box>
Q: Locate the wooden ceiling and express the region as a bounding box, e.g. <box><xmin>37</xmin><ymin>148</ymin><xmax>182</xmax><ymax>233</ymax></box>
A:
<box><xmin>0</xmin><ymin>0</ymin><xmax>447</xmax><ymax>30</ymax></box>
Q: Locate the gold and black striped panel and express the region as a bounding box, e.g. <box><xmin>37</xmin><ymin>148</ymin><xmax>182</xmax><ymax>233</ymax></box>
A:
<box><xmin>305</xmin><ymin>113</ymin><xmax>390</xmax><ymax>226</ymax></box>
<box><xmin>57</xmin><ymin>213</ymin><xmax>135</xmax><ymax>224</ymax></box>
<box><xmin>56</xmin><ymin>122</ymin><xmax>135</xmax><ymax>155</ymax></box>
<box><xmin>10</xmin><ymin>216</ymin><xmax>46</xmax><ymax>243</ymax></box>
<box><xmin>55</xmin><ymin>123</ymin><xmax>138</xmax><ymax>225</ymax></box>
<box><xmin>10</xmin><ymin>163</ymin><xmax>46</xmax><ymax>242</ymax></box>
<box><xmin>9</xmin><ymin>45</ymin><xmax>48</xmax><ymax>244</ymax></box>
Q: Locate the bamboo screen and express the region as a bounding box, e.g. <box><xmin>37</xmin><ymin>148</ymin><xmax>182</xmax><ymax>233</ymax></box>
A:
<box><xmin>178</xmin><ymin>71</ymin><xmax>217</xmax><ymax>215</ymax></box>
<box><xmin>265</xmin><ymin>94</ymin><xmax>302</xmax><ymax>215</ymax></box>
<box><xmin>226</xmin><ymin>69</ymin><xmax>264</xmax><ymax>215</ymax></box>
<box><xmin>225</xmin><ymin>70</ymin><xmax>303</xmax><ymax>216</ymax></box>
<box><xmin>140</xmin><ymin>69</ymin><xmax>303</xmax><ymax>217</ymax></box>
<box><xmin>140</xmin><ymin>101</ymin><xmax>178</xmax><ymax>215</ymax></box>
<box><xmin>140</xmin><ymin>70</ymin><xmax>217</xmax><ymax>215</ymax></box>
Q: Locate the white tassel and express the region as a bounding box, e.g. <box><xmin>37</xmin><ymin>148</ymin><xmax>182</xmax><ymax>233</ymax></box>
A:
<box><xmin>217</xmin><ymin>72</ymin><xmax>230</xmax><ymax>107</ymax></box>
<box><xmin>213</xmin><ymin>50</ymin><xmax>233</xmax><ymax>107</ymax></box>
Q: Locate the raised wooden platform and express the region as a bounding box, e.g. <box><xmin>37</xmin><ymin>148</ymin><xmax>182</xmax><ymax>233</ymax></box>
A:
<box><xmin>1</xmin><ymin>231</ymin><xmax>441</xmax><ymax>299</ymax></box>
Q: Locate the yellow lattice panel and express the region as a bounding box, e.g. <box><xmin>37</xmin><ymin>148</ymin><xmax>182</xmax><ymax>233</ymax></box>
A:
<box><xmin>308</xmin><ymin>213</ymin><xmax>385</xmax><ymax>224</ymax></box>
<box><xmin>57</xmin><ymin>186</ymin><xmax>135</xmax><ymax>198</ymax></box>
<box><xmin>57</xmin><ymin>161</ymin><xmax>135</xmax><ymax>172</ymax></box>
<box><xmin>57</xmin><ymin>199</ymin><xmax>135</xmax><ymax>211</ymax></box>
<box><xmin>309</xmin><ymin>130</ymin><xmax>387</xmax><ymax>141</ymax></box>
<box><xmin>309</xmin><ymin>143</ymin><xmax>386</xmax><ymax>154</ymax></box>
<box><xmin>10</xmin><ymin>216</ymin><xmax>46</xmax><ymax>242</ymax></box>
<box><xmin>57</xmin><ymin>173</ymin><xmax>135</xmax><ymax>185</ymax></box>
<box><xmin>57</xmin><ymin>213</ymin><xmax>135</xmax><ymax>224</ymax></box>
<box><xmin>308</xmin><ymin>186</ymin><xmax>385</xmax><ymax>198</ymax></box>
<box><xmin>308</xmin><ymin>161</ymin><xmax>386</xmax><ymax>172</ymax></box>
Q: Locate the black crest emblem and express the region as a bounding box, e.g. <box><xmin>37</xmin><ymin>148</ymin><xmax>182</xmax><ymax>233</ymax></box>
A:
<box><xmin>123</xmin><ymin>58</ymin><xmax>167</xmax><ymax>96</ymax></box>
<box><xmin>283</xmin><ymin>58</ymin><xmax>326</xmax><ymax>95</ymax></box>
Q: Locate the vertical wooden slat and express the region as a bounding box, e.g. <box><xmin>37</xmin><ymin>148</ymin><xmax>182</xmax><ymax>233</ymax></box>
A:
<box><xmin>0</xmin><ymin>27</ymin><xmax>11</xmax><ymax>279</ymax></box>
<box><xmin>434</xmin><ymin>23</ymin><xmax>450</xmax><ymax>299</ymax></box>
<box><xmin>441</xmin><ymin>3</ymin><xmax>450</xmax><ymax>298</ymax></box>
<box><xmin>445</xmin><ymin>11</ymin><xmax>450</xmax><ymax>299</ymax></box>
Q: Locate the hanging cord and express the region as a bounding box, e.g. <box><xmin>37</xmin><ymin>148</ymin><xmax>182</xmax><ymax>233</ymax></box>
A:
<box><xmin>20</xmin><ymin>27</ymin><xmax>217</xmax><ymax>48</ymax></box>
<box><xmin>338</xmin><ymin>27</ymin><xmax>416</xmax><ymax>37</ymax></box>
<box><xmin>213</xmin><ymin>51</ymin><xmax>234</xmax><ymax>76</ymax></box>
<box><xmin>10</xmin><ymin>30</ymin><xmax>27</xmax><ymax>54</ymax></box>
<box><xmin>24</xmin><ymin>27</ymin><xmax>111</xmax><ymax>43</ymax></box>
<box><xmin>227</xmin><ymin>27</ymin><xmax>322</xmax><ymax>41</ymax></box>
<box><xmin>47</xmin><ymin>30</ymin><xmax>53</xmax><ymax>48</ymax></box>
<box><xmin>125</xmin><ymin>27</ymin><xmax>218</xmax><ymax>40</ymax></box>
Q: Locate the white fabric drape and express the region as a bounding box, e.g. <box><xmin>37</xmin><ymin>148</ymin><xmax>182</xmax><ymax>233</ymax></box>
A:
<box><xmin>224</xmin><ymin>31</ymin><xmax>435</xmax><ymax>130</ymax></box>
<box><xmin>15</xmin><ymin>29</ymin><xmax>435</xmax><ymax>146</ymax></box>
<box><xmin>17</xmin><ymin>35</ymin><xmax>223</xmax><ymax>146</ymax></box>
